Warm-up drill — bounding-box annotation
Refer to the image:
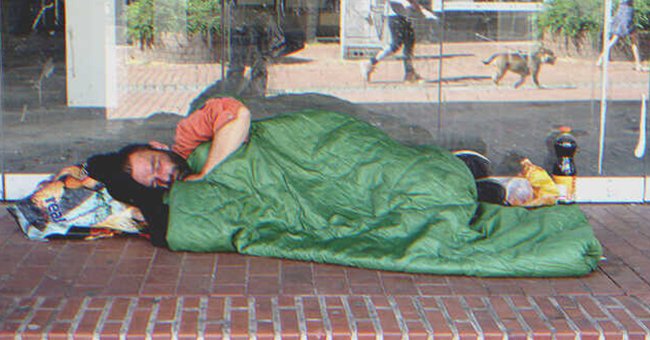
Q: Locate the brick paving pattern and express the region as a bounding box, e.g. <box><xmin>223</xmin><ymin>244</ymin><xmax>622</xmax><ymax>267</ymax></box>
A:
<box><xmin>1</xmin><ymin>204</ymin><xmax>650</xmax><ymax>338</ymax></box>
<box><xmin>109</xmin><ymin>64</ymin><xmax>223</xmax><ymax>119</ymax></box>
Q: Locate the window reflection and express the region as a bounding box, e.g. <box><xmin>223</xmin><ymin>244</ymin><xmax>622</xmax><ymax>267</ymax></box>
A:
<box><xmin>0</xmin><ymin>0</ymin><xmax>648</xmax><ymax>180</ymax></box>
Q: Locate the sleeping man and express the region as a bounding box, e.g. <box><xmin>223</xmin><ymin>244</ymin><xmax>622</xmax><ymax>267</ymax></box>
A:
<box><xmin>86</xmin><ymin>97</ymin><xmax>252</xmax><ymax>247</ymax></box>
<box><xmin>85</xmin><ymin>97</ymin><xmax>602</xmax><ymax>277</ymax></box>
<box><xmin>123</xmin><ymin>98</ymin><xmax>251</xmax><ymax>189</ymax></box>
<box><xmin>87</xmin><ymin>97</ymin><xmax>492</xmax><ymax>245</ymax></box>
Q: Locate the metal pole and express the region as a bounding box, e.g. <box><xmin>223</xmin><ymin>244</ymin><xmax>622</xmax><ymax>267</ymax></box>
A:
<box><xmin>436</xmin><ymin>0</ymin><xmax>445</xmax><ymax>133</ymax></box>
<box><xmin>220</xmin><ymin>0</ymin><xmax>227</xmax><ymax>91</ymax></box>
<box><xmin>645</xmin><ymin>69</ymin><xmax>650</xmax><ymax>201</ymax></box>
<box><xmin>340</xmin><ymin>0</ymin><xmax>346</xmax><ymax>59</ymax></box>
<box><xmin>598</xmin><ymin>0</ymin><xmax>612</xmax><ymax>174</ymax></box>
<box><xmin>0</xmin><ymin>2</ymin><xmax>5</xmax><ymax>201</ymax></box>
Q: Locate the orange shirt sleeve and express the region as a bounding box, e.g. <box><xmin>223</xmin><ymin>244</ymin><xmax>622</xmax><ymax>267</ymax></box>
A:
<box><xmin>172</xmin><ymin>97</ymin><xmax>245</xmax><ymax>159</ymax></box>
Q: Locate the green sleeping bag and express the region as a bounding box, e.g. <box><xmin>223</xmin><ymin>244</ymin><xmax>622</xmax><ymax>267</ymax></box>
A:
<box><xmin>166</xmin><ymin>109</ymin><xmax>602</xmax><ymax>277</ymax></box>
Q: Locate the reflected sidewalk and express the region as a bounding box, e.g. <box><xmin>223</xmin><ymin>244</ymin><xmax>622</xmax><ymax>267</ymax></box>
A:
<box><xmin>1</xmin><ymin>204</ymin><xmax>650</xmax><ymax>338</ymax></box>
<box><xmin>109</xmin><ymin>42</ymin><xmax>650</xmax><ymax>119</ymax></box>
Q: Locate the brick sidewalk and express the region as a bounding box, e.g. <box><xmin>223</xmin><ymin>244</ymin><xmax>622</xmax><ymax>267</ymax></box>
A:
<box><xmin>1</xmin><ymin>204</ymin><xmax>650</xmax><ymax>338</ymax></box>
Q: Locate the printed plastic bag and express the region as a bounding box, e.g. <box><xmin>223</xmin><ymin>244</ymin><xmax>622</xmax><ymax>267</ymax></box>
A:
<box><xmin>493</xmin><ymin>177</ymin><xmax>534</xmax><ymax>206</ymax></box>
<box><xmin>491</xmin><ymin>158</ymin><xmax>560</xmax><ymax>207</ymax></box>
<box><xmin>7</xmin><ymin>165</ymin><xmax>146</xmax><ymax>241</ymax></box>
<box><xmin>518</xmin><ymin>158</ymin><xmax>559</xmax><ymax>206</ymax></box>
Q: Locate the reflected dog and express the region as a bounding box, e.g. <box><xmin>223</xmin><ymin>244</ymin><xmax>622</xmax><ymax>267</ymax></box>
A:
<box><xmin>483</xmin><ymin>47</ymin><xmax>557</xmax><ymax>88</ymax></box>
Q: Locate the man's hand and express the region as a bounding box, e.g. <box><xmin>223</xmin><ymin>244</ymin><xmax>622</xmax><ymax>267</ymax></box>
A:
<box><xmin>183</xmin><ymin>173</ymin><xmax>205</xmax><ymax>182</ymax></box>
<box><xmin>422</xmin><ymin>8</ymin><xmax>438</xmax><ymax>21</ymax></box>
<box><xmin>149</xmin><ymin>141</ymin><xmax>170</xmax><ymax>150</ymax></box>
<box><xmin>392</xmin><ymin>0</ymin><xmax>437</xmax><ymax>20</ymax></box>
<box><xmin>405</xmin><ymin>0</ymin><xmax>422</xmax><ymax>11</ymax></box>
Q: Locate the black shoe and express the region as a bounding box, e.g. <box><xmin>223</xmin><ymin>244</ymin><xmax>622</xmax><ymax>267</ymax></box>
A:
<box><xmin>475</xmin><ymin>179</ymin><xmax>507</xmax><ymax>205</ymax></box>
<box><xmin>453</xmin><ymin>150</ymin><xmax>491</xmax><ymax>180</ymax></box>
<box><xmin>404</xmin><ymin>72</ymin><xmax>423</xmax><ymax>83</ymax></box>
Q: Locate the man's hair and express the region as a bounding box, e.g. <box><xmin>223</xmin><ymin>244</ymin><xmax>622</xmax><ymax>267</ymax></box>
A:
<box><xmin>85</xmin><ymin>145</ymin><xmax>160</xmax><ymax>207</ymax></box>
<box><xmin>116</xmin><ymin>144</ymin><xmax>156</xmax><ymax>175</ymax></box>
<box><xmin>85</xmin><ymin>145</ymin><xmax>173</xmax><ymax>247</ymax></box>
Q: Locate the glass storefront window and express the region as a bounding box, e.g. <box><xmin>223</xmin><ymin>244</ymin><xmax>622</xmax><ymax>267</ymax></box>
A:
<box><xmin>1</xmin><ymin>0</ymin><xmax>649</xmax><ymax>200</ymax></box>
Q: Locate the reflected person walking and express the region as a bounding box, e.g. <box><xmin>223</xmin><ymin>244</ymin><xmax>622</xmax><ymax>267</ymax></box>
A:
<box><xmin>597</xmin><ymin>0</ymin><xmax>647</xmax><ymax>72</ymax></box>
<box><xmin>361</xmin><ymin>0</ymin><xmax>437</xmax><ymax>82</ymax></box>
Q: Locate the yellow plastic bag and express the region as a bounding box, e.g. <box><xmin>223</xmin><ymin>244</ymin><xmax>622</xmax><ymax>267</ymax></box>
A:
<box><xmin>519</xmin><ymin>158</ymin><xmax>559</xmax><ymax>206</ymax></box>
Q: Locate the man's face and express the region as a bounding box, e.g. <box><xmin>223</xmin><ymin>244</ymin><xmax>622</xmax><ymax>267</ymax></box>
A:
<box><xmin>128</xmin><ymin>149</ymin><xmax>186</xmax><ymax>189</ymax></box>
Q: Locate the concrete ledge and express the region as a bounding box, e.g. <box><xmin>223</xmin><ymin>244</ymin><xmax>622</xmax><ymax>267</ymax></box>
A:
<box><xmin>2</xmin><ymin>173</ymin><xmax>648</xmax><ymax>202</ymax></box>
<box><xmin>576</xmin><ymin>177</ymin><xmax>646</xmax><ymax>203</ymax></box>
<box><xmin>1</xmin><ymin>174</ymin><xmax>52</xmax><ymax>201</ymax></box>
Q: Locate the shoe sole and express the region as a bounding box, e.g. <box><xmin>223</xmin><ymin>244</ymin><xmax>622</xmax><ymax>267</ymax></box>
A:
<box><xmin>452</xmin><ymin>150</ymin><xmax>490</xmax><ymax>162</ymax></box>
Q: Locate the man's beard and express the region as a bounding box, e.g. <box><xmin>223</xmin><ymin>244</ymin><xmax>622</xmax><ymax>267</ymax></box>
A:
<box><xmin>165</xmin><ymin>150</ymin><xmax>192</xmax><ymax>182</ymax></box>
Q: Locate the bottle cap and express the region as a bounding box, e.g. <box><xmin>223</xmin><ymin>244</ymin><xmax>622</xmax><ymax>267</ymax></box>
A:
<box><xmin>558</xmin><ymin>126</ymin><xmax>572</xmax><ymax>133</ymax></box>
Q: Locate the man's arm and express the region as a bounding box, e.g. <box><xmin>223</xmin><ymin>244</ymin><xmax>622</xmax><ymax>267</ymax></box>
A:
<box><xmin>184</xmin><ymin>105</ymin><xmax>251</xmax><ymax>181</ymax></box>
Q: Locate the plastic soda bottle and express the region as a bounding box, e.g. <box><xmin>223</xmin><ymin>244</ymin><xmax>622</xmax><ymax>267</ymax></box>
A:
<box><xmin>552</xmin><ymin>126</ymin><xmax>577</xmax><ymax>203</ymax></box>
